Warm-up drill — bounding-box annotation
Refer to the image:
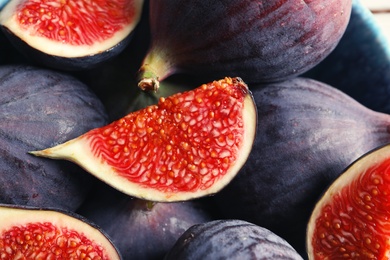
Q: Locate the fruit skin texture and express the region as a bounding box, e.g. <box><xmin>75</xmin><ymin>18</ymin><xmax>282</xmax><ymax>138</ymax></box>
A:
<box><xmin>77</xmin><ymin>183</ymin><xmax>214</xmax><ymax>260</ymax></box>
<box><xmin>304</xmin><ymin>0</ymin><xmax>390</xmax><ymax>115</ymax></box>
<box><xmin>0</xmin><ymin>65</ymin><xmax>108</xmax><ymax>211</ymax></box>
<box><xmin>164</xmin><ymin>219</ymin><xmax>303</xmax><ymax>260</ymax></box>
<box><xmin>0</xmin><ymin>203</ymin><xmax>122</xmax><ymax>259</ymax></box>
<box><xmin>307</xmin><ymin>143</ymin><xmax>390</xmax><ymax>259</ymax></box>
<box><xmin>137</xmin><ymin>0</ymin><xmax>352</xmax><ymax>91</ymax></box>
<box><xmin>31</xmin><ymin>77</ymin><xmax>257</xmax><ymax>202</ymax></box>
<box><xmin>0</xmin><ymin>0</ymin><xmax>144</xmax><ymax>70</ymax></box>
<box><xmin>212</xmin><ymin>77</ymin><xmax>390</xmax><ymax>257</ymax></box>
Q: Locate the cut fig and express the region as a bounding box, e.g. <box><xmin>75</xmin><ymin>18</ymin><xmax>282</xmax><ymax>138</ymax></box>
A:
<box><xmin>0</xmin><ymin>0</ymin><xmax>144</xmax><ymax>70</ymax></box>
<box><xmin>30</xmin><ymin>77</ymin><xmax>257</xmax><ymax>202</ymax></box>
<box><xmin>137</xmin><ymin>0</ymin><xmax>352</xmax><ymax>91</ymax></box>
<box><xmin>307</xmin><ymin>143</ymin><xmax>390</xmax><ymax>259</ymax></box>
<box><xmin>0</xmin><ymin>203</ymin><xmax>121</xmax><ymax>259</ymax></box>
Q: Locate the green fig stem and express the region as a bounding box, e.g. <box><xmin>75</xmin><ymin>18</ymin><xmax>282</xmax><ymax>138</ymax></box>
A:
<box><xmin>137</xmin><ymin>47</ymin><xmax>176</xmax><ymax>92</ymax></box>
<box><xmin>146</xmin><ymin>200</ymin><xmax>157</xmax><ymax>210</ymax></box>
<box><xmin>137</xmin><ymin>64</ymin><xmax>160</xmax><ymax>92</ymax></box>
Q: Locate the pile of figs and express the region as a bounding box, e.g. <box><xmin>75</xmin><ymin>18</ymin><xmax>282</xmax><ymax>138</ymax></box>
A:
<box><xmin>0</xmin><ymin>0</ymin><xmax>389</xmax><ymax>259</ymax></box>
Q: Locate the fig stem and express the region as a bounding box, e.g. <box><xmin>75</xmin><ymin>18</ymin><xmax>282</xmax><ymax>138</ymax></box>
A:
<box><xmin>137</xmin><ymin>47</ymin><xmax>175</xmax><ymax>92</ymax></box>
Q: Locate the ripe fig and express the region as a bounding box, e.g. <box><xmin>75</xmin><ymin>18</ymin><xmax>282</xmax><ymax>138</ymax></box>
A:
<box><xmin>0</xmin><ymin>65</ymin><xmax>108</xmax><ymax>211</ymax></box>
<box><xmin>304</xmin><ymin>0</ymin><xmax>390</xmax><ymax>114</ymax></box>
<box><xmin>307</xmin><ymin>143</ymin><xmax>390</xmax><ymax>259</ymax></box>
<box><xmin>0</xmin><ymin>0</ymin><xmax>144</xmax><ymax>70</ymax></box>
<box><xmin>0</xmin><ymin>203</ymin><xmax>121</xmax><ymax>259</ymax></box>
<box><xmin>77</xmin><ymin>183</ymin><xmax>214</xmax><ymax>260</ymax></box>
<box><xmin>212</xmin><ymin>77</ymin><xmax>390</xmax><ymax>256</ymax></box>
<box><xmin>30</xmin><ymin>77</ymin><xmax>257</xmax><ymax>202</ymax></box>
<box><xmin>164</xmin><ymin>219</ymin><xmax>303</xmax><ymax>260</ymax></box>
<box><xmin>137</xmin><ymin>0</ymin><xmax>352</xmax><ymax>91</ymax></box>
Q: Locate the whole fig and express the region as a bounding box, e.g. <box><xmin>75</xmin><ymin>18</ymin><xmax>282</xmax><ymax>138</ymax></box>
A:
<box><xmin>0</xmin><ymin>65</ymin><xmax>108</xmax><ymax>210</ymax></box>
<box><xmin>137</xmin><ymin>0</ymin><xmax>352</xmax><ymax>91</ymax></box>
<box><xmin>213</xmin><ymin>77</ymin><xmax>390</xmax><ymax>256</ymax></box>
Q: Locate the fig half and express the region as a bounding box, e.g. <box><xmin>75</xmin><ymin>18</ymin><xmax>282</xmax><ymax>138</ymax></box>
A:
<box><xmin>0</xmin><ymin>0</ymin><xmax>144</xmax><ymax>70</ymax></box>
<box><xmin>307</xmin><ymin>143</ymin><xmax>390</xmax><ymax>259</ymax></box>
<box><xmin>30</xmin><ymin>77</ymin><xmax>257</xmax><ymax>202</ymax></box>
<box><xmin>0</xmin><ymin>204</ymin><xmax>121</xmax><ymax>259</ymax></box>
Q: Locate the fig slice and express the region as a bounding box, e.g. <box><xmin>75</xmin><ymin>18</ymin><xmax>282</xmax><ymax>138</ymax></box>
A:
<box><xmin>0</xmin><ymin>203</ymin><xmax>121</xmax><ymax>259</ymax></box>
<box><xmin>307</xmin><ymin>143</ymin><xmax>390</xmax><ymax>259</ymax></box>
<box><xmin>30</xmin><ymin>77</ymin><xmax>257</xmax><ymax>202</ymax></box>
<box><xmin>0</xmin><ymin>0</ymin><xmax>144</xmax><ymax>70</ymax></box>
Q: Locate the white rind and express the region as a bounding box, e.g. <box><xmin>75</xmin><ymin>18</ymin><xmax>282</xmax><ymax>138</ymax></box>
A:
<box><xmin>30</xmin><ymin>90</ymin><xmax>257</xmax><ymax>202</ymax></box>
<box><xmin>0</xmin><ymin>0</ymin><xmax>143</xmax><ymax>58</ymax></box>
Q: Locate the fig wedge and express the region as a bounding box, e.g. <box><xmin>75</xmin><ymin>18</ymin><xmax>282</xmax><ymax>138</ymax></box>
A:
<box><xmin>30</xmin><ymin>77</ymin><xmax>257</xmax><ymax>202</ymax></box>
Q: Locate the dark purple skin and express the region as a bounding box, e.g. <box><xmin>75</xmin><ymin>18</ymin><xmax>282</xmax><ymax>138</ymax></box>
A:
<box><xmin>77</xmin><ymin>183</ymin><xmax>215</xmax><ymax>260</ymax></box>
<box><xmin>164</xmin><ymin>219</ymin><xmax>303</xmax><ymax>260</ymax></box>
<box><xmin>139</xmin><ymin>0</ymin><xmax>352</xmax><ymax>86</ymax></box>
<box><xmin>304</xmin><ymin>0</ymin><xmax>390</xmax><ymax>115</ymax></box>
<box><xmin>0</xmin><ymin>65</ymin><xmax>108</xmax><ymax>211</ymax></box>
<box><xmin>212</xmin><ymin>77</ymin><xmax>390</xmax><ymax>257</ymax></box>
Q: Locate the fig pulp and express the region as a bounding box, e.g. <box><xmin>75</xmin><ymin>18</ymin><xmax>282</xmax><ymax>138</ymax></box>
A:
<box><xmin>30</xmin><ymin>77</ymin><xmax>257</xmax><ymax>202</ymax></box>
<box><xmin>0</xmin><ymin>0</ymin><xmax>144</xmax><ymax>70</ymax></box>
<box><xmin>0</xmin><ymin>204</ymin><xmax>121</xmax><ymax>259</ymax></box>
<box><xmin>307</xmin><ymin>144</ymin><xmax>390</xmax><ymax>259</ymax></box>
<box><xmin>212</xmin><ymin>77</ymin><xmax>390</xmax><ymax>256</ymax></box>
<box><xmin>137</xmin><ymin>0</ymin><xmax>352</xmax><ymax>91</ymax></box>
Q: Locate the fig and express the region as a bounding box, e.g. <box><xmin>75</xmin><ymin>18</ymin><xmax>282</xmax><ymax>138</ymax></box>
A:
<box><xmin>0</xmin><ymin>203</ymin><xmax>121</xmax><ymax>259</ymax></box>
<box><xmin>78</xmin><ymin>183</ymin><xmax>214</xmax><ymax>259</ymax></box>
<box><xmin>212</xmin><ymin>77</ymin><xmax>390</xmax><ymax>256</ymax></box>
<box><xmin>0</xmin><ymin>0</ymin><xmax>144</xmax><ymax>70</ymax></box>
<box><xmin>164</xmin><ymin>219</ymin><xmax>303</xmax><ymax>260</ymax></box>
<box><xmin>307</xmin><ymin>143</ymin><xmax>390</xmax><ymax>259</ymax></box>
<box><xmin>30</xmin><ymin>77</ymin><xmax>257</xmax><ymax>202</ymax></box>
<box><xmin>137</xmin><ymin>0</ymin><xmax>352</xmax><ymax>91</ymax></box>
<box><xmin>0</xmin><ymin>65</ymin><xmax>108</xmax><ymax>211</ymax></box>
<box><xmin>304</xmin><ymin>0</ymin><xmax>390</xmax><ymax>114</ymax></box>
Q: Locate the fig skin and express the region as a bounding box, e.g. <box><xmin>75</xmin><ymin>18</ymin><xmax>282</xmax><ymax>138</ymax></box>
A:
<box><xmin>137</xmin><ymin>0</ymin><xmax>352</xmax><ymax>91</ymax></box>
<box><xmin>77</xmin><ymin>183</ymin><xmax>215</xmax><ymax>260</ymax></box>
<box><xmin>304</xmin><ymin>0</ymin><xmax>390</xmax><ymax>115</ymax></box>
<box><xmin>212</xmin><ymin>77</ymin><xmax>390</xmax><ymax>257</ymax></box>
<box><xmin>0</xmin><ymin>203</ymin><xmax>122</xmax><ymax>259</ymax></box>
<box><xmin>164</xmin><ymin>219</ymin><xmax>303</xmax><ymax>260</ymax></box>
<box><xmin>0</xmin><ymin>65</ymin><xmax>108</xmax><ymax>211</ymax></box>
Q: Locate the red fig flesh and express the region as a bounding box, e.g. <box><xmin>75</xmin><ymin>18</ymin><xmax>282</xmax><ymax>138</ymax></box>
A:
<box><xmin>0</xmin><ymin>0</ymin><xmax>144</xmax><ymax>69</ymax></box>
<box><xmin>30</xmin><ymin>77</ymin><xmax>257</xmax><ymax>202</ymax></box>
<box><xmin>0</xmin><ymin>204</ymin><xmax>121</xmax><ymax>259</ymax></box>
